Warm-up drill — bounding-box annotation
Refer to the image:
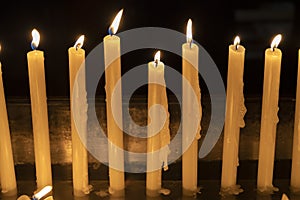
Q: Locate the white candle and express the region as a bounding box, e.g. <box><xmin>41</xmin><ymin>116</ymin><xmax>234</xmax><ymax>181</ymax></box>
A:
<box><xmin>257</xmin><ymin>34</ymin><xmax>282</xmax><ymax>193</ymax></box>
<box><xmin>0</xmin><ymin>54</ymin><xmax>17</xmax><ymax>196</ymax></box>
<box><xmin>221</xmin><ymin>36</ymin><xmax>246</xmax><ymax>194</ymax></box>
<box><xmin>182</xmin><ymin>19</ymin><xmax>202</xmax><ymax>196</ymax></box>
<box><xmin>103</xmin><ymin>9</ymin><xmax>125</xmax><ymax>197</ymax></box>
<box><xmin>68</xmin><ymin>35</ymin><xmax>90</xmax><ymax>196</ymax></box>
<box><xmin>27</xmin><ymin>29</ymin><xmax>52</xmax><ymax>189</ymax></box>
<box><xmin>291</xmin><ymin>49</ymin><xmax>300</xmax><ymax>191</ymax></box>
<box><xmin>146</xmin><ymin>51</ymin><xmax>170</xmax><ymax>197</ymax></box>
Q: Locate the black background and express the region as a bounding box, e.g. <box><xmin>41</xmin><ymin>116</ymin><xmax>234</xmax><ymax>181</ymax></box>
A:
<box><xmin>0</xmin><ymin>0</ymin><xmax>299</xmax><ymax>98</ymax></box>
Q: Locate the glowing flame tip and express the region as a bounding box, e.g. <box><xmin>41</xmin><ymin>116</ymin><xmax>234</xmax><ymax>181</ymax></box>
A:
<box><xmin>31</xmin><ymin>29</ymin><xmax>40</xmax><ymax>50</ymax></box>
<box><xmin>74</xmin><ymin>35</ymin><xmax>85</xmax><ymax>50</ymax></box>
<box><xmin>186</xmin><ymin>19</ymin><xmax>193</xmax><ymax>44</ymax></box>
<box><xmin>271</xmin><ymin>34</ymin><xmax>282</xmax><ymax>50</ymax></box>
<box><xmin>109</xmin><ymin>9</ymin><xmax>123</xmax><ymax>35</ymax></box>
<box><xmin>154</xmin><ymin>51</ymin><xmax>161</xmax><ymax>64</ymax></box>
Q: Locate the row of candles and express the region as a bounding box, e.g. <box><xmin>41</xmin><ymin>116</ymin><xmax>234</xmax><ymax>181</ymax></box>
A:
<box><xmin>0</xmin><ymin>9</ymin><xmax>300</xmax><ymax>199</ymax></box>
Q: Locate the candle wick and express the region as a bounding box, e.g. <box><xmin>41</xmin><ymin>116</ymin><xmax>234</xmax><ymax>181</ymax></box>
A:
<box><xmin>75</xmin><ymin>43</ymin><xmax>81</xmax><ymax>51</ymax></box>
<box><xmin>189</xmin><ymin>40</ymin><xmax>193</xmax><ymax>49</ymax></box>
<box><xmin>235</xmin><ymin>44</ymin><xmax>239</xmax><ymax>51</ymax></box>
<box><xmin>154</xmin><ymin>59</ymin><xmax>158</xmax><ymax>67</ymax></box>
<box><xmin>108</xmin><ymin>27</ymin><xmax>114</xmax><ymax>36</ymax></box>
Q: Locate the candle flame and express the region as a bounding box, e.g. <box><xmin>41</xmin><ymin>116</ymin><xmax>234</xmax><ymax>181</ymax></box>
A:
<box><xmin>31</xmin><ymin>29</ymin><xmax>40</xmax><ymax>50</ymax></box>
<box><xmin>281</xmin><ymin>194</ymin><xmax>289</xmax><ymax>200</ymax></box>
<box><xmin>234</xmin><ymin>36</ymin><xmax>240</xmax><ymax>50</ymax></box>
<box><xmin>109</xmin><ymin>9</ymin><xmax>123</xmax><ymax>35</ymax></box>
<box><xmin>271</xmin><ymin>34</ymin><xmax>282</xmax><ymax>50</ymax></box>
<box><xmin>186</xmin><ymin>19</ymin><xmax>193</xmax><ymax>44</ymax></box>
<box><xmin>154</xmin><ymin>51</ymin><xmax>161</xmax><ymax>63</ymax></box>
<box><xmin>74</xmin><ymin>35</ymin><xmax>85</xmax><ymax>50</ymax></box>
<box><xmin>32</xmin><ymin>186</ymin><xmax>52</xmax><ymax>200</ymax></box>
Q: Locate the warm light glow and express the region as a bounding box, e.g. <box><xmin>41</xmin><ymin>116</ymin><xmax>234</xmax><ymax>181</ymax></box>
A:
<box><xmin>74</xmin><ymin>35</ymin><xmax>85</xmax><ymax>50</ymax></box>
<box><xmin>282</xmin><ymin>194</ymin><xmax>289</xmax><ymax>200</ymax></box>
<box><xmin>109</xmin><ymin>9</ymin><xmax>123</xmax><ymax>35</ymax></box>
<box><xmin>154</xmin><ymin>51</ymin><xmax>161</xmax><ymax>64</ymax></box>
<box><xmin>32</xmin><ymin>186</ymin><xmax>52</xmax><ymax>200</ymax></box>
<box><xmin>31</xmin><ymin>29</ymin><xmax>40</xmax><ymax>50</ymax></box>
<box><xmin>234</xmin><ymin>36</ymin><xmax>240</xmax><ymax>50</ymax></box>
<box><xmin>271</xmin><ymin>34</ymin><xmax>282</xmax><ymax>50</ymax></box>
<box><xmin>186</xmin><ymin>19</ymin><xmax>193</xmax><ymax>44</ymax></box>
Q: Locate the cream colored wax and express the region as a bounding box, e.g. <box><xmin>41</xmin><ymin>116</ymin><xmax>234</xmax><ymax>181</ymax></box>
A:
<box><xmin>257</xmin><ymin>35</ymin><xmax>282</xmax><ymax>193</ymax></box>
<box><xmin>103</xmin><ymin>10</ymin><xmax>125</xmax><ymax>196</ymax></box>
<box><xmin>0</xmin><ymin>62</ymin><xmax>17</xmax><ymax>196</ymax></box>
<box><xmin>146</xmin><ymin>51</ymin><xmax>170</xmax><ymax>197</ymax></box>
<box><xmin>182</xmin><ymin>19</ymin><xmax>202</xmax><ymax>196</ymax></box>
<box><xmin>291</xmin><ymin>50</ymin><xmax>300</xmax><ymax>191</ymax></box>
<box><xmin>221</xmin><ymin>37</ymin><xmax>246</xmax><ymax>194</ymax></box>
<box><xmin>27</xmin><ymin>29</ymin><xmax>52</xmax><ymax>189</ymax></box>
<box><xmin>68</xmin><ymin>36</ymin><xmax>90</xmax><ymax>196</ymax></box>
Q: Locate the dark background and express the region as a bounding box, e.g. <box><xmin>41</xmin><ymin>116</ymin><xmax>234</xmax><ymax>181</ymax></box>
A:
<box><xmin>0</xmin><ymin>0</ymin><xmax>299</xmax><ymax>98</ymax></box>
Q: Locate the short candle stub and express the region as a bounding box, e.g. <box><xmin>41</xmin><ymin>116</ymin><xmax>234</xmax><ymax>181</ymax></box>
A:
<box><xmin>234</xmin><ymin>36</ymin><xmax>240</xmax><ymax>51</ymax></box>
<box><xmin>271</xmin><ymin>34</ymin><xmax>282</xmax><ymax>52</ymax></box>
<box><xmin>186</xmin><ymin>19</ymin><xmax>193</xmax><ymax>49</ymax></box>
<box><xmin>31</xmin><ymin>29</ymin><xmax>40</xmax><ymax>50</ymax></box>
<box><xmin>108</xmin><ymin>9</ymin><xmax>123</xmax><ymax>36</ymax></box>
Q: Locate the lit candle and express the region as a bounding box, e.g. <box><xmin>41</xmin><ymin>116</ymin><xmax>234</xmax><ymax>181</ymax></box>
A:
<box><xmin>17</xmin><ymin>185</ymin><xmax>52</xmax><ymax>200</ymax></box>
<box><xmin>257</xmin><ymin>34</ymin><xmax>282</xmax><ymax>193</ymax></box>
<box><xmin>291</xmin><ymin>49</ymin><xmax>300</xmax><ymax>192</ymax></box>
<box><xmin>146</xmin><ymin>51</ymin><xmax>170</xmax><ymax>197</ymax></box>
<box><xmin>103</xmin><ymin>9</ymin><xmax>125</xmax><ymax>197</ymax></box>
<box><xmin>27</xmin><ymin>29</ymin><xmax>52</xmax><ymax>189</ymax></box>
<box><xmin>0</xmin><ymin>45</ymin><xmax>17</xmax><ymax>196</ymax></box>
<box><xmin>221</xmin><ymin>36</ymin><xmax>246</xmax><ymax>195</ymax></box>
<box><xmin>68</xmin><ymin>35</ymin><xmax>91</xmax><ymax>196</ymax></box>
<box><xmin>182</xmin><ymin>19</ymin><xmax>202</xmax><ymax>196</ymax></box>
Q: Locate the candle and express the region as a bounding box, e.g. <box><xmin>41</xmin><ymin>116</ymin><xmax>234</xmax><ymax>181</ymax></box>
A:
<box><xmin>221</xmin><ymin>36</ymin><xmax>246</xmax><ymax>194</ymax></box>
<box><xmin>257</xmin><ymin>34</ymin><xmax>282</xmax><ymax>193</ymax></box>
<box><xmin>182</xmin><ymin>19</ymin><xmax>202</xmax><ymax>196</ymax></box>
<box><xmin>291</xmin><ymin>49</ymin><xmax>300</xmax><ymax>192</ymax></box>
<box><xmin>17</xmin><ymin>185</ymin><xmax>52</xmax><ymax>200</ymax></box>
<box><xmin>103</xmin><ymin>9</ymin><xmax>125</xmax><ymax>197</ymax></box>
<box><xmin>27</xmin><ymin>29</ymin><xmax>52</xmax><ymax>189</ymax></box>
<box><xmin>0</xmin><ymin>48</ymin><xmax>17</xmax><ymax>196</ymax></box>
<box><xmin>146</xmin><ymin>51</ymin><xmax>170</xmax><ymax>197</ymax></box>
<box><xmin>68</xmin><ymin>35</ymin><xmax>90</xmax><ymax>196</ymax></box>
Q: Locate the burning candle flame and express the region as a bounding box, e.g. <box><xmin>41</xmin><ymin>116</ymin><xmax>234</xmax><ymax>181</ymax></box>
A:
<box><xmin>154</xmin><ymin>51</ymin><xmax>161</xmax><ymax>66</ymax></box>
<box><xmin>32</xmin><ymin>186</ymin><xmax>52</xmax><ymax>200</ymax></box>
<box><xmin>31</xmin><ymin>29</ymin><xmax>40</xmax><ymax>50</ymax></box>
<box><xmin>74</xmin><ymin>35</ymin><xmax>85</xmax><ymax>50</ymax></box>
<box><xmin>186</xmin><ymin>19</ymin><xmax>193</xmax><ymax>45</ymax></box>
<box><xmin>108</xmin><ymin>9</ymin><xmax>123</xmax><ymax>35</ymax></box>
<box><xmin>271</xmin><ymin>34</ymin><xmax>282</xmax><ymax>51</ymax></box>
<box><xmin>234</xmin><ymin>36</ymin><xmax>240</xmax><ymax>50</ymax></box>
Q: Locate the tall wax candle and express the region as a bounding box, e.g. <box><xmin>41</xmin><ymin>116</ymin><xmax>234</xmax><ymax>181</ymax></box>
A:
<box><xmin>221</xmin><ymin>36</ymin><xmax>246</xmax><ymax>194</ymax></box>
<box><xmin>257</xmin><ymin>34</ymin><xmax>282</xmax><ymax>193</ymax></box>
<box><xmin>27</xmin><ymin>29</ymin><xmax>52</xmax><ymax>189</ymax></box>
<box><xmin>103</xmin><ymin>10</ymin><xmax>125</xmax><ymax>197</ymax></box>
<box><xmin>146</xmin><ymin>51</ymin><xmax>170</xmax><ymax>197</ymax></box>
<box><xmin>0</xmin><ymin>56</ymin><xmax>17</xmax><ymax>196</ymax></box>
<box><xmin>182</xmin><ymin>19</ymin><xmax>202</xmax><ymax>196</ymax></box>
<box><xmin>68</xmin><ymin>35</ymin><xmax>90</xmax><ymax>196</ymax></box>
<box><xmin>291</xmin><ymin>49</ymin><xmax>300</xmax><ymax>191</ymax></box>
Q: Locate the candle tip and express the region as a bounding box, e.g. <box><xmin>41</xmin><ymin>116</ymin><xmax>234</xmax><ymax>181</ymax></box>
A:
<box><xmin>31</xmin><ymin>29</ymin><xmax>40</xmax><ymax>50</ymax></box>
<box><xmin>74</xmin><ymin>35</ymin><xmax>85</xmax><ymax>50</ymax></box>
<box><xmin>234</xmin><ymin>36</ymin><xmax>240</xmax><ymax>50</ymax></box>
<box><xmin>271</xmin><ymin>34</ymin><xmax>282</xmax><ymax>51</ymax></box>
<box><xmin>32</xmin><ymin>186</ymin><xmax>52</xmax><ymax>200</ymax></box>
<box><xmin>109</xmin><ymin>9</ymin><xmax>123</xmax><ymax>35</ymax></box>
<box><xmin>186</xmin><ymin>19</ymin><xmax>193</xmax><ymax>46</ymax></box>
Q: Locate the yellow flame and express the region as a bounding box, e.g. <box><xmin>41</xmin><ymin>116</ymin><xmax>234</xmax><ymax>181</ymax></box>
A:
<box><xmin>154</xmin><ymin>51</ymin><xmax>161</xmax><ymax>63</ymax></box>
<box><xmin>74</xmin><ymin>35</ymin><xmax>85</xmax><ymax>50</ymax></box>
<box><xmin>186</xmin><ymin>19</ymin><xmax>193</xmax><ymax>44</ymax></box>
<box><xmin>271</xmin><ymin>34</ymin><xmax>282</xmax><ymax>50</ymax></box>
<box><xmin>31</xmin><ymin>29</ymin><xmax>40</xmax><ymax>49</ymax></box>
<box><xmin>32</xmin><ymin>186</ymin><xmax>52</xmax><ymax>200</ymax></box>
<box><xmin>110</xmin><ymin>9</ymin><xmax>123</xmax><ymax>35</ymax></box>
<box><xmin>234</xmin><ymin>36</ymin><xmax>240</xmax><ymax>46</ymax></box>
